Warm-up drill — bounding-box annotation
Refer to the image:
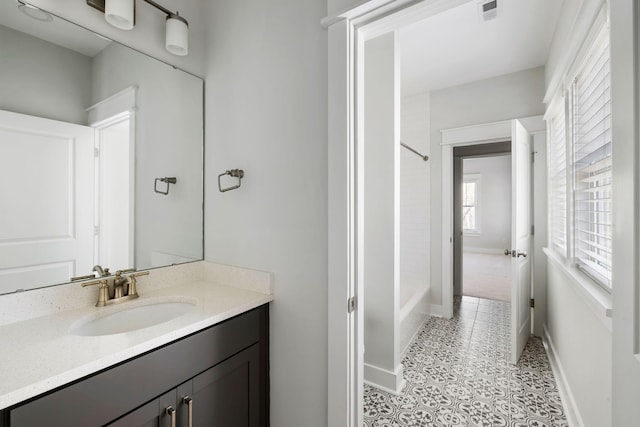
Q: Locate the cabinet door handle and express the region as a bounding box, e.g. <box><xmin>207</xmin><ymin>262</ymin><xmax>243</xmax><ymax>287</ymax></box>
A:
<box><xmin>183</xmin><ymin>396</ymin><xmax>193</xmax><ymax>427</ymax></box>
<box><xmin>165</xmin><ymin>406</ymin><xmax>176</xmax><ymax>427</ymax></box>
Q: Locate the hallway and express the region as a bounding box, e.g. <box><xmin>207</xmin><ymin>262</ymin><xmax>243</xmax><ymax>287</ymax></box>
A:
<box><xmin>363</xmin><ymin>296</ymin><xmax>567</xmax><ymax>426</ymax></box>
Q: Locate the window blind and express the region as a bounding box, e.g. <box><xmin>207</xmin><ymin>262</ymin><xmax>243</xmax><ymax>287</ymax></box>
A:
<box><xmin>548</xmin><ymin>97</ymin><xmax>567</xmax><ymax>257</ymax></box>
<box><xmin>572</xmin><ymin>27</ymin><xmax>612</xmax><ymax>289</ymax></box>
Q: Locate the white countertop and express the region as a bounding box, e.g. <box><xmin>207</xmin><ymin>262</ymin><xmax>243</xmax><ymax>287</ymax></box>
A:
<box><xmin>0</xmin><ymin>279</ymin><xmax>273</xmax><ymax>410</ymax></box>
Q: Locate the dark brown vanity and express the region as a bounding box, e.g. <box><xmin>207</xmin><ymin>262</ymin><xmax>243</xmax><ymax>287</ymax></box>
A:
<box><xmin>0</xmin><ymin>305</ymin><xmax>269</xmax><ymax>427</ymax></box>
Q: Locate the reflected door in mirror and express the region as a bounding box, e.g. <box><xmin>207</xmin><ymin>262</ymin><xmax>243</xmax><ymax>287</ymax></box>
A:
<box><xmin>0</xmin><ymin>110</ymin><xmax>95</xmax><ymax>293</ymax></box>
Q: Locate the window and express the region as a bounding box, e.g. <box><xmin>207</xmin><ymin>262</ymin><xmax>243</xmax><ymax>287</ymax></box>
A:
<box><xmin>571</xmin><ymin>26</ymin><xmax>612</xmax><ymax>289</ymax></box>
<box><xmin>546</xmin><ymin>23</ymin><xmax>612</xmax><ymax>290</ymax></box>
<box><xmin>463</xmin><ymin>175</ymin><xmax>480</xmax><ymax>233</ymax></box>
<box><xmin>547</xmin><ymin>96</ymin><xmax>567</xmax><ymax>257</ymax></box>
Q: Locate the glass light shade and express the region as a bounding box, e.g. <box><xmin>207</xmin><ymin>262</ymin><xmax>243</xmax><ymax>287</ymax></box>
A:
<box><xmin>105</xmin><ymin>0</ymin><xmax>134</xmax><ymax>30</ymax></box>
<box><xmin>165</xmin><ymin>14</ymin><xmax>188</xmax><ymax>56</ymax></box>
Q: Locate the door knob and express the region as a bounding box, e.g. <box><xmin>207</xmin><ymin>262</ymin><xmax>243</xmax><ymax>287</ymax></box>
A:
<box><xmin>505</xmin><ymin>249</ymin><xmax>527</xmax><ymax>258</ymax></box>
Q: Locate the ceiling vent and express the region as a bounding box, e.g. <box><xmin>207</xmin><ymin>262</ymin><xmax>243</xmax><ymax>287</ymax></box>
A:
<box><xmin>478</xmin><ymin>0</ymin><xmax>500</xmax><ymax>21</ymax></box>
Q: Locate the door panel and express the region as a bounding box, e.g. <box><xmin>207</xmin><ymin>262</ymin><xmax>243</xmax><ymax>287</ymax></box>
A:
<box><xmin>0</xmin><ymin>110</ymin><xmax>94</xmax><ymax>292</ymax></box>
<box><xmin>191</xmin><ymin>344</ymin><xmax>260</xmax><ymax>427</ymax></box>
<box><xmin>511</xmin><ymin>119</ymin><xmax>532</xmax><ymax>364</ymax></box>
<box><xmin>107</xmin><ymin>390</ymin><xmax>176</xmax><ymax>427</ymax></box>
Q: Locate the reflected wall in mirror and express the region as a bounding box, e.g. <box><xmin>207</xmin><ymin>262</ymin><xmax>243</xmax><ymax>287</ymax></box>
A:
<box><xmin>0</xmin><ymin>2</ymin><xmax>204</xmax><ymax>294</ymax></box>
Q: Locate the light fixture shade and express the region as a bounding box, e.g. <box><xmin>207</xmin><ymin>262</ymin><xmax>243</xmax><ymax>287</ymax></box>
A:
<box><xmin>165</xmin><ymin>14</ymin><xmax>188</xmax><ymax>56</ymax></box>
<box><xmin>105</xmin><ymin>0</ymin><xmax>134</xmax><ymax>30</ymax></box>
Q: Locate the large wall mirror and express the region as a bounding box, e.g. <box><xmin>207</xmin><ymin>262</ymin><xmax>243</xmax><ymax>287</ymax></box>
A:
<box><xmin>0</xmin><ymin>2</ymin><xmax>204</xmax><ymax>295</ymax></box>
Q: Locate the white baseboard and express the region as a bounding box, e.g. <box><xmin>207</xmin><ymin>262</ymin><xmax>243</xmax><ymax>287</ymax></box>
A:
<box><xmin>430</xmin><ymin>304</ymin><xmax>444</xmax><ymax>317</ymax></box>
<box><xmin>463</xmin><ymin>247</ymin><xmax>505</xmax><ymax>255</ymax></box>
<box><xmin>363</xmin><ymin>363</ymin><xmax>406</xmax><ymax>395</ymax></box>
<box><xmin>543</xmin><ymin>325</ymin><xmax>584</xmax><ymax>427</ymax></box>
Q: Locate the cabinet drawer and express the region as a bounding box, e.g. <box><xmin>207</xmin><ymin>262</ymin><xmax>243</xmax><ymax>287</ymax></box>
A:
<box><xmin>10</xmin><ymin>306</ymin><xmax>265</xmax><ymax>427</ymax></box>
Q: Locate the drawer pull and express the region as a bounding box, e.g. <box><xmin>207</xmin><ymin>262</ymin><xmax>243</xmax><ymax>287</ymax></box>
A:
<box><xmin>165</xmin><ymin>406</ymin><xmax>176</xmax><ymax>427</ymax></box>
<box><xmin>183</xmin><ymin>396</ymin><xmax>193</xmax><ymax>427</ymax></box>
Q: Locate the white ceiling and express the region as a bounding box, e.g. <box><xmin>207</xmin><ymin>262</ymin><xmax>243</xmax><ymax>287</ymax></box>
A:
<box><xmin>0</xmin><ymin>1</ymin><xmax>110</xmax><ymax>57</ymax></box>
<box><xmin>398</xmin><ymin>0</ymin><xmax>563</xmax><ymax>96</ymax></box>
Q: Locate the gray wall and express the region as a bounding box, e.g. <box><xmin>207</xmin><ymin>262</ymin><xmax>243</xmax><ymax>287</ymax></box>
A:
<box><xmin>400</xmin><ymin>93</ymin><xmax>430</xmax><ymax>293</ymax></box>
<box><xmin>0</xmin><ymin>25</ymin><xmax>91</xmax><ymax>125</ymax></box>
<box><xmin>462</xmin><ymin>155</ymin><xmax>511</xmax><ymax>252</ymax></box>
<box><xmin>546</xmin><ymin>261</ymin><xmax>612</xmax><ymax>425</ymax></box>
<box><xmin>429</xmin><ymin>66</ymin><xmax>546</xmax><ymax>307</ymax></box>
<box><xmin>91</xmin><ymin>43</ymin><xmax>204</xmax><ymax>269</ymax></box>
<box><xmin>27</xmin><ymin>0</ymin><xmax>206</xmax><ymax>77</ymax></box>
<box><xmin>542</xmin><ymin>0</ymin><xmax>613</xmax><ymax>424</ymax></box>
<box><xmin>203</xmin><ymin>0</ymin><xmax>329</xmax><ymax>425</ymax></box>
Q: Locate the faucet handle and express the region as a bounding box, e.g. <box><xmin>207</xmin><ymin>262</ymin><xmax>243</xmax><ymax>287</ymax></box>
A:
<box><xmin>124</xmin><ymin>271</ymin><xmax>149</xmax><ymax>298</ymax></box>
<box><xmin>80</xmin><ymin>278</ymin><xmax>109</xmax><ymax>288</ymax></box>
<box><xmin>81</xmin><ymin>279</ymin><xmax>110</xmax><ymax>307</ymax></box>
<box><xmin>127</xmin><ymin>270</ymin><xmax>150</xmax><ymax>278</ymax></box>
<box><xmin>115</xmin><ymin>268</ymin><xmax>136</xmax><ymax>275</ymax></box>
<box><xmin>70</xmin><ymin>273</ymin><xmax>97</xmax><ymax>282</ymax></box>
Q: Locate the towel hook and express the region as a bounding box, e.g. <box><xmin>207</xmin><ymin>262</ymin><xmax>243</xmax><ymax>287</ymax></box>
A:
<box><xmin>218</xmin><ymin>169</ymin><xmax>244</xmax><ymax>192</ymax></box>
<box><xmin>154</xmin><ymin>177</ymin><xmax>177</xmax><ymax>195</ymax></box>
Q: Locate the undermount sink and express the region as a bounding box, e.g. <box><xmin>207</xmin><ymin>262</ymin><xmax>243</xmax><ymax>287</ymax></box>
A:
<box><xmin>71</xmin><ymin>299</ymin><xmax>196</xmax><ymax>336</ymax></box>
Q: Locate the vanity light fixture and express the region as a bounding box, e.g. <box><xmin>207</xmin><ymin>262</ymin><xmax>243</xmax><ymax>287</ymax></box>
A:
<box><xmin>16</xmin><ymin>1</ymin><xmax>53</xmax><ymax>22</ymax></box>
<box><xmin>86</xmin><ymin>0</ymin><xmax>189</xmax><ymax>56</ymax></box>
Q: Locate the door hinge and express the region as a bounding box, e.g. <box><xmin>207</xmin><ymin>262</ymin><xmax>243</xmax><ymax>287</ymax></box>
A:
<box><xmin>530</xmin><ymin>298</ymin><xmax>535</xmax><ymax>308</ymax></box>
<box><xmin>348</xmin><ymin>296</ymin><xmax>357</xmax><ymax>313</ymax></box>
<box><xmin>94</xmin><ymin>225</ymin><xmax>100</xmax><ymax>236</ymax></box>
<box><xmin>94</xmin><ymin>147</ymin><xmax>100</xmax><ymax>157</ymax></box>
<box><xmin>531</xmin><ymin>225</ymin><xmax>535</xmax><ymax>236</ymax></box>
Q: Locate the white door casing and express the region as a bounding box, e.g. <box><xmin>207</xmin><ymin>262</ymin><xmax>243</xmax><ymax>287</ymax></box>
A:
<box><xmin>92</xmin><ymin>112</ymin><xmax>134</xmax><ymax>271</ymax></box>
<box><xmin>87</xmin><ymin>85</ymin><xmax>136</xmax><ymax>271</ymax></box>
<box><xmin>326</xmin><ymin>1</ymin><xmax>489</xmax><ymax>425</ymax></box>
<box><xmin>0</xmin><ymin>109</ymin><xmax>95</xmax><ymax>293</ymax></box>
<box><xmin>510</xmin><ymin>118</ymin><xmax>532</xmax><ymax>364</ymax></box>
<box><xmin>441</xmin><ymin>120</ymin><xmax>514</xmax><ymax>319</ymax></box>
<box><xmin>329</xmin><ymin>16</ymin><xmax>368</xmax><ymax>427</ymax></box>
<box><xmin>441</xmin><ymin>118</ymin><xmax>538</xmax><ymax>362</ymax></box>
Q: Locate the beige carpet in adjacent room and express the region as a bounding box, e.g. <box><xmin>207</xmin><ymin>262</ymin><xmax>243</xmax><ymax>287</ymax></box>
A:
<box><xmin>462</xmin><ymin>251</ymin><xmax>511</xmax><ymax>302</ymax></box>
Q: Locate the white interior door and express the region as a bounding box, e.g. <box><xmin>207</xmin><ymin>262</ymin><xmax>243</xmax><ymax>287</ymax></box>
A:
<box><xmin>94</xmin><ymin>113</ymin><xmax>133</xmax><ymax>271</ymax></box>
<box><xmin>510</xmin><ymin>119</ymin><xmax>532</xmax><ymax>364</ymax></box>
<box><xmin>0</xmin><ymin>110</ymin><xmax>95</xmax><ymax>293</ymax></box>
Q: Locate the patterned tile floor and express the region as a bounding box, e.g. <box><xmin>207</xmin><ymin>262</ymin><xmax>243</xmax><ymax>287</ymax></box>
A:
<box><xmin>364</xmin><ymin>296</ymin><xmax>568</xmax><ymax>427</ymax></box>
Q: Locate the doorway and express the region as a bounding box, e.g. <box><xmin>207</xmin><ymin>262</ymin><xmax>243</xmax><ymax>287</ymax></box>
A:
<box><xmin>92</xmin><ymin>111</ymin><xmax>134</xmax><ymax>271</ymax></box>
<box><xmin>453</xmin><ymin>144</ymin><xmax>512</xmax><ymax>304</ymax></box>
<box><xmin>327</xmin><ymin>1</ymin><xmax>551</xmax><ymax>424</ymax></box>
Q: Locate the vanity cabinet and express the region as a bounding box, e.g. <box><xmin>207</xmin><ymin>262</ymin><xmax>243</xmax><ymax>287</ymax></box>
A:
<box><xmin>4</xmin><ymin>305</ymin><xmax>269</xmax><ymax>427</ymax></box>
<box><xmin>108</xmin><ymin>344</ymin><xmax>260</xmax><ymax>427</ymax></box>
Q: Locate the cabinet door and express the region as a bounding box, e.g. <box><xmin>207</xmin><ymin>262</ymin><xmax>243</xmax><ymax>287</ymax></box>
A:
<box><xmin>186</xmin><ymin>344</ymin><xmax>260</xmax><ymax>427</ymax></box>
<box><xmin>107</xmin><ymin>390</ymin><xmax>176</xmax><ymax>427</ymax></box>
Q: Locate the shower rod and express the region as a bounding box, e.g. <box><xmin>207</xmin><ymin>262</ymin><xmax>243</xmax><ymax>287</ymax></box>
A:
<box><xmin>401</xmin><ymin>142</ymin><xmax>429</xmax><ymax>162</ymax></box>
